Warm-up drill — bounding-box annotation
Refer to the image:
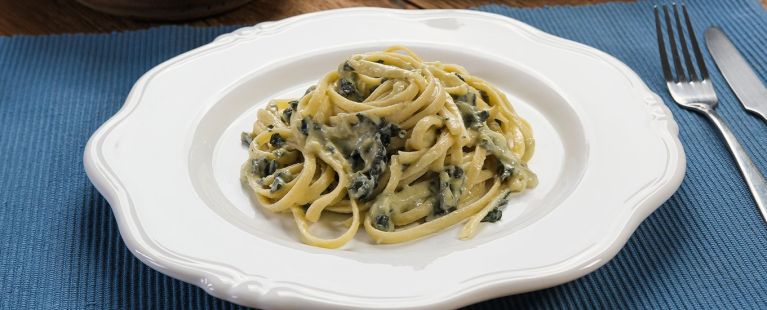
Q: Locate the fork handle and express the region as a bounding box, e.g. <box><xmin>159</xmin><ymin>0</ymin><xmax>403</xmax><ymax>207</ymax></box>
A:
<box><xmin>700</xmin><ymin>106</ymin><xmax>767</xmax><ymax>222</ymax></box>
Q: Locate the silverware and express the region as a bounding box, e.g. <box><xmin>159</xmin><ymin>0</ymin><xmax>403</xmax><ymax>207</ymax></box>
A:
<box><xmin>705</xmin><ymin>26</ymin><xmax>767</xmax><ymax>122</ymax></box>
<box><xmin>654</xmin><ymin>3</ymin><xmax>767</xmax><ymax>221</ymax></box>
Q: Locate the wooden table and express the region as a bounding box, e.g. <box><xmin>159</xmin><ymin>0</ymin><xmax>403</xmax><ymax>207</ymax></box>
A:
<box><xmin>2</xmin><ymin>0</ymin><xmax>765</xmax><ymax>35</ymax></box>
<box><xmin>2</xmin><ymin>0</ymin><xmax>766</xmax><ymax>35</ymax></box>
<box><xmin>0</xmin><ymin>0</ymin><xmax>618</xmax><ymax>35</ymax></box>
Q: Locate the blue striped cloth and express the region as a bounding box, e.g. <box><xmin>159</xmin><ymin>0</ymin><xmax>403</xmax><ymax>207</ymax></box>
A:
<box><xmin>1</xmin><ymin>0</ymin><xmax>766</xmax><ymax>308</ymax></box>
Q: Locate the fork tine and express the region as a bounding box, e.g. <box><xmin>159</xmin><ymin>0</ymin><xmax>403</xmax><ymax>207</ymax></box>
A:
<box><xmin>672</xmin><ymin>3</ymin><xmax>698</xmax><ymax>81</ymax></box>
<box><xmin>663</xmin><ymin>5</ymin><xmax>686</xmax><ymax>82</ymax></box>
<box><xmin>681</xmin><ymin>2</ymin><xmax>709</xmax><ymax>80</ymax></box>
<box><xmin>654</xmin><ymin>6</ymin><xmax>674</xmax><ymax>82</ymax></box>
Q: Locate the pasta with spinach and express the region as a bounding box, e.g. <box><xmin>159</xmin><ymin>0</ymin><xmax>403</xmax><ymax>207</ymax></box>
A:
<box><xmin>241</xmin><ymin>46</ymin><xmax>537</xmax><ymax>248</ymax></box>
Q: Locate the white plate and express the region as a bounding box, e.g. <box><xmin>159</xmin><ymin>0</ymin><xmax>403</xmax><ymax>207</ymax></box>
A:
<box><xmin>84</xmin><ymin>8</ymin><xmax>685</xmax><ymax>310</ymax></box>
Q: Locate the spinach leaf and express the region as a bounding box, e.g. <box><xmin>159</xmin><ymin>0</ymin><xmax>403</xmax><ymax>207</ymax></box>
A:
<box><xmin>342</xmin><ymin>61</ymin><xmax>355</xmax><ymax>72</ymax></box>
<box><xmin>336</xmin><ymin>60</ymin><xmax>364</xmax><ymax>102</ymax></box>
<box><xmin>478</xmin><ymin>132</ymin><xmax>518</xmax><ymax>183</ymax></box>
<box><xmin>240</xmin><ymin>132</ymin><xmax>253</xmax><ymax>146</ymax></box>
<box><xmin>250</xmin><ymin>158</ymin><xmax>277</xmax><ymax>178</ymax></box>
<box><xmin>452</xmin><ymin>91</ymin><xmax>477</xmax><ymax>106</ymax></box>
<box><xmin>299</xmin><ymin>118</ymin><xmax>309</xmax><ymax>136</ymax></box>
<box><xmin>433</xmin><ymin>165</ymin><xmax>465</xmax><ymax>216</ymax></box>
<box><xmin>269</xmin><ymin>171</ymin><xmax>293</xmax><ymax>193</ymax></box>
<box><xmin>269</xmin><ymin>133</ymin><xmax>285</xmax><ymax>148</ymax></box>
<box><xmin>374</xmin><ymin>214</ymin><xmax>392</xmax><ymax>231</ymax></box>
<box><xmin>481</xmin><ymin>209</ymin><xmax>502</xmax><ymax>223</ymax></box>
<box><xmin>481</xmin><ymin>191</ymin><xmax>512</xmax><ymax>223</ymax></box>
<box><xmin>337</xmin><ymin>78</ymin><xmax>361</xmax><ymax>101</ymax></box>
<box><xmin>344</xmin><ymin>114</ymin><xmax>401</xmax><ymax>202</ymax></box>
<box><xmin>281</xmin><ymin>100</ymin><xmax>298</xmax><ymax>125</ymax></box>
<box><xmin>455</xmin><ymin>100</ymin><xmax>489</xmax><ymax>128</ymax></box>
<box><xmin>304</xmin><ymin>85</ymin><xmax>317</xmax><ymax>96</ymax></box>
<box><xmin>480</xmin><ymin>90</ymin><xmax>490</xmax><ymax>103</ymax></box>
<box><xmin>368</xmin><ymin>195</ymin><xmax>394</xmax><ymax>231</ymax></box>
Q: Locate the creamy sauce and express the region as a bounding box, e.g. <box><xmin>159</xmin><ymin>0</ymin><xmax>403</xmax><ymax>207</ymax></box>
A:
<box><xmin>240</xmin><ymin>46</ymin><xmax>538</xmax><ymax>248</ymax></box>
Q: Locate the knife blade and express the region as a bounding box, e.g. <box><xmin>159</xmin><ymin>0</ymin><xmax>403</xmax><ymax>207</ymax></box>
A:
<box><xmin>705</xmin><ymin>26</ymin><xmax>767</xmax><ymax>122</ymax></box>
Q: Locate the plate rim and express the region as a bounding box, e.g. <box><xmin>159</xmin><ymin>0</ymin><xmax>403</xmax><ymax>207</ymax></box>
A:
<box><xmin>84</xmin><ymin>7</ymin><xmax>686</xmax><ymax>309</ymax></box>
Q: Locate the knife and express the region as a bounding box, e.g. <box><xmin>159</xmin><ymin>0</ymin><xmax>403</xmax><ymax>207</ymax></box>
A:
<box><xmin>705</xmin><ymin>26</ymin><xmax>767</xmax><ymax>122</ymax></box>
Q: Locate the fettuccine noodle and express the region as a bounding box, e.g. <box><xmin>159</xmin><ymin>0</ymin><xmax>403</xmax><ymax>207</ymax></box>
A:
<box><xmin>241</xmin><ymin>46</ymin><xmax>537</xmax><ymax>248</ymax></box>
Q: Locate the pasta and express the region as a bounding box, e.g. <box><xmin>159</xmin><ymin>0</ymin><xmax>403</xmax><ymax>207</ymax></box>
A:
<box><xmin>240</xmin><ymin>46</ymin><xmax>537</xmax><ymax>248</ymax></box>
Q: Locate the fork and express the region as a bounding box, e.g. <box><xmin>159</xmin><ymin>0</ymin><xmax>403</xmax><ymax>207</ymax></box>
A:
<box><xmin>654</xmin><ymin>3</ymin><xmax>767</xmax><ymax>220</ymax></box>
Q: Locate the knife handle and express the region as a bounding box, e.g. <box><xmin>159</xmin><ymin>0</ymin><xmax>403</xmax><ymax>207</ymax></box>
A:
<box><xmin>745</xmin><ymin>107</ymin><xmax>767</xmax><ymax>125</ymax></box>
<box><xmin>701</xmin><ymin>106</ymin><xmax>767</xmax><ymax>221</ymax></box>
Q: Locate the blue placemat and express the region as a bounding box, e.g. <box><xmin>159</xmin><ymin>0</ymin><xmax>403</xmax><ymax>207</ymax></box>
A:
<box><xmin>1</xmin><ymin>0</ymin><xmax>766</xmax><ymax>308</ymax></box>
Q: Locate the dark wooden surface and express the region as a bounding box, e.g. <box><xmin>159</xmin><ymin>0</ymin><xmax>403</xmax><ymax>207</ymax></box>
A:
<box><xmin>0</xmin><ymin>0</ymin><xmax>764</xmax><ymax>35</ymax></box>
<box><xmin>0</xmin><ymin>0</ymin><xmax>623</xmax><ymax>35</ymax></box>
